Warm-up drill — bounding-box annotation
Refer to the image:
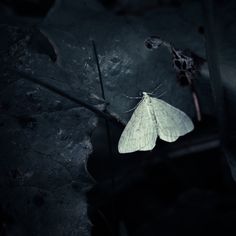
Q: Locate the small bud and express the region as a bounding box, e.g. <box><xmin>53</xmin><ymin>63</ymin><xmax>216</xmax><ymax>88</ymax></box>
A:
<box><xmin>144</xmin><ymin>36</ymin><xmax>163</xmax><ymax>50</ymax></box>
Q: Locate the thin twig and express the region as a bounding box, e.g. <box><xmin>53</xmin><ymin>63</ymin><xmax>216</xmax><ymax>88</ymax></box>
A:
<box><xmin>92</xmin><ymin>40</ymin><xmax>105</xmax><ymax>99</ymax></box>
<box><xmin>201</xmin><ymin>0</ymin><xmax>236</xmax><ymax>183</ymax></box>
<box><xmin>202</xmin><ymin>0</ymin><xmax>227</xmax><ymax>142</ymax></box>
<box><xmin>9</xmin><ymin>69</ymin><xmax>124</xmax><ymax>127</ymax></box>
<box><xmin>186</xmin><ymin>77</ymin><xmax>202</xmax><ymax>121</ymax></box>
<box><xmin>92</xmin><ymin>40</ymin><xmax>116</xmax><ymax>236</ymax></box>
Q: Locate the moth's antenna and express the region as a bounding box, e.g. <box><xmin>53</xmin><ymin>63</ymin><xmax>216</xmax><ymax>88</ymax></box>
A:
<box><xmin>150</xmin><ymin>83</ymin><xmax>163</xmax><ymax>95</ymax></box>
<box><xmin>122</xmin><ymin>94</ymin><xmax>142</xmax><ymax>99</ymax></box>
<box><xmin>147</xmin><ymin>83</ymin><xmax>166</xmax><ymax>98</ymax></box>
<box><xmin>157</xmin><ymin>90</ymin><xmax>167</xmax><ymax>99</ymax></box>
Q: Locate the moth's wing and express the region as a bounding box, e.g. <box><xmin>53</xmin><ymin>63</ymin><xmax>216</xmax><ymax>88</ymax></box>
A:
<box><xmin>151</xmin><ymin>98</ymin><xmax>194</xmax><ymax>142</ymax></box>
<box><xmin>118</xmin><ymin>100</ymin><xmax>158</xmax><ymax>153</ymax></box>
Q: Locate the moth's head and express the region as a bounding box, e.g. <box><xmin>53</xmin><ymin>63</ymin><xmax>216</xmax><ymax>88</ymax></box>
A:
<box><xmin>142</xmin><ymin>92</ymin><xmax>148</xmax><ymax>97</ymax></box>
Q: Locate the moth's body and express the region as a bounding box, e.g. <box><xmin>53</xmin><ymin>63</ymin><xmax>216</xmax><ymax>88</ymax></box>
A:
<box><xmin>118</xmin><ymin>92</ymin><xmax>194</xmax><ymax>154</ymax></box>
<box><xmin>142</xmin><ymin>92</ymin><xmax>156</xmax><ymax>122</ymax></box>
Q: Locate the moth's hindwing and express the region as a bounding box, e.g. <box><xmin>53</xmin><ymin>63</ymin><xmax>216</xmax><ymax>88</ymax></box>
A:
<box><xmin>151</xmin><ymin>97</ymin><xmax>194</xmax><ymax>142</ymax></box>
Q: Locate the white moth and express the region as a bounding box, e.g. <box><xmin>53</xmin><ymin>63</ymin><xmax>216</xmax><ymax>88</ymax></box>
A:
<box><xmin>118</xmin><ymin>92</ymin><xmax>194</xmax><ymax>154</ymax></box>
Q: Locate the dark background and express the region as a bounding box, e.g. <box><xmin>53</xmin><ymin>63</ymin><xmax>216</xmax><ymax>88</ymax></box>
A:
<box><xmin>1</xmin><ymin>0</ymin><xmax>236</xmax><ymax>235</ymax></box>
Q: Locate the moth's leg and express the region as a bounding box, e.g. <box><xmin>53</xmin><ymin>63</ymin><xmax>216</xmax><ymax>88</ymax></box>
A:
<box><xmin>123</xmin><ymin>100</ymin><xmax>142</xmax><ymax>113</ymax></box>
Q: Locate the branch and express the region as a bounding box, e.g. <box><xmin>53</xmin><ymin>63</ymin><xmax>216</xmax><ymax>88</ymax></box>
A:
<box><xmin>9</xmin><ymin>69</ymin><xmax>124</xmax><ymax>127</ymax></box>
<box><xmin>202</xmin><ymin>0</ymin><xmax>227</xmax><ymax>143</ymax></box>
